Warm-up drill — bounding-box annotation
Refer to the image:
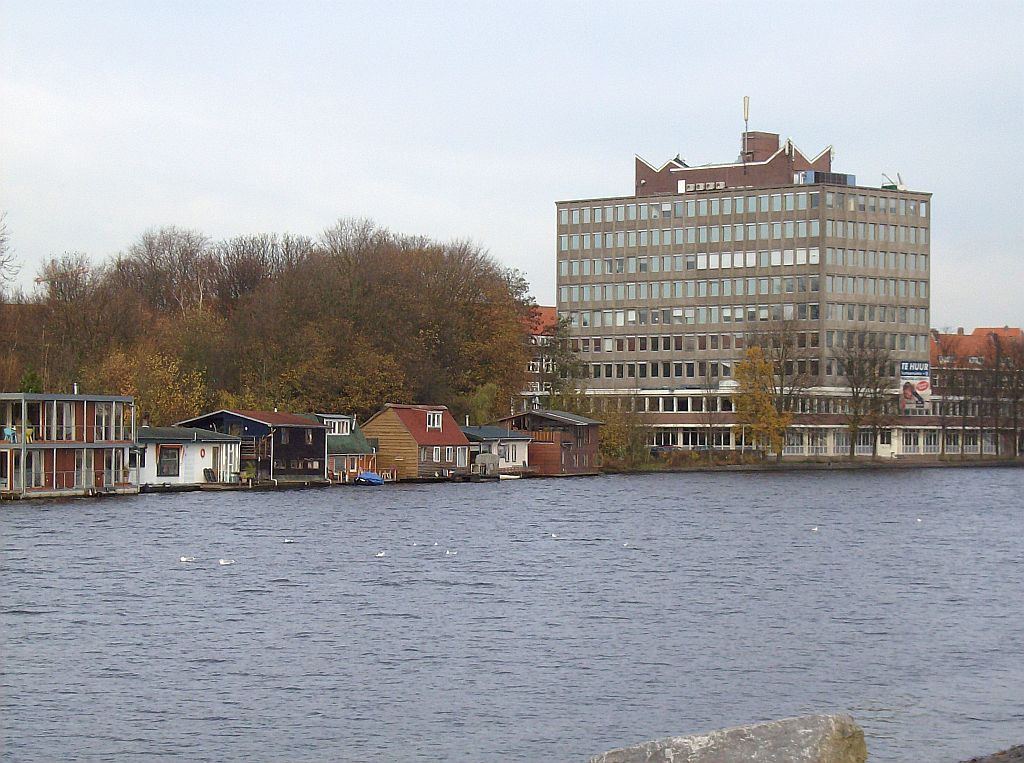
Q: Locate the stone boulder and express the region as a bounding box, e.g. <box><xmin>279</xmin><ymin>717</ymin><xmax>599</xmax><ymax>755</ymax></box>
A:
<box><xmin>587</xmin><ymin>713</ymin><xmax>867</xmax><ymax>763</ymax></box>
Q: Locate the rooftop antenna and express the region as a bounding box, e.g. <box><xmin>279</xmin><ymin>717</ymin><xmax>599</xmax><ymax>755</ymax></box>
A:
<box><xmin>742</xmin><ymin>96</ymin><xmax>750</xmax><ymax>175</ymax></box>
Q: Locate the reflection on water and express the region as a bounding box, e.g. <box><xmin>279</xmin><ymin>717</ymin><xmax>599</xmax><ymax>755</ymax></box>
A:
<box><xmin>2</xmin><ymin>468</ymin><xmax>1023</xmax><ymax>762</ymax></box>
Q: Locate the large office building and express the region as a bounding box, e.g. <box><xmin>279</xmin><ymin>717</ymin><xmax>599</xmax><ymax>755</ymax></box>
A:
<box><xmin>555</xmin><ymin>129</ymin><xmax>932</xmax><ymax>452</ymax></box>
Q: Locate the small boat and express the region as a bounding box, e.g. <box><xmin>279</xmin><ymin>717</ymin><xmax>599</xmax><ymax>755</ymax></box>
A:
<box><xmin>498</xmin><ymin>473</ymin><xmax>522</xmax><ymax>480</ymax></box>
<box><xmin>354</xmin><ymin>471</ymin><xmax>385</xmax><ymax>486</ymax></box>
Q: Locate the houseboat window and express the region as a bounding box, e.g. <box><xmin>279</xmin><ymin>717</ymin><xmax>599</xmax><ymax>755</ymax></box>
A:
<box><xmin>157</xmin><ymin>446</ymin><xmax>180</xmax><ymax>477</ymax></box>
<box><xmin>426</xmin><ymin>411</ymin><xmax>442</xmax><ymax>430</ymax></box>
<box><xmin>337</xmin><ymin>420</ymin><xmax>351</xmax><ymax>435</ymax></box>
<box><xmin>445</xmin><ymin>446</ymin><xmax>454</xmax><ymax>462</ymax></box>
<box><xmin>280</xmin><ymin>429</ymin><xmax>289</xmax><ymax>444</ymax></box>
<box><xmin>432</xmin><ymin>446</ymin><xmax>441</xmax><ymax>462</ymax></box>
<box><xmin>305</xmin><ymin>429</ymin><xmax>313</xmax><ymax>445</ymax></box>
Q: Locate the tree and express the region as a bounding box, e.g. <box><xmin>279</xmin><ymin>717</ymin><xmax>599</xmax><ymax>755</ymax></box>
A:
<box><xmin>116</xmin><ymin>226</ymin><xmax>213</xmax><ymax>316</ymax></box>
<box><xmin>836</xmin><ymin>341</ymin><xmax>896</xmax><ymax>458</ymax></box>
<box><xmin>739</xmin><ymin>321</ymin><xmax>813</xmax><ymax>459</ymax></box>
<box><xmin>543</xmin><ymin>316</ymin><xmax>589</xmax><ymax>414</ymax></box>
<box><xmin>734</xmin><ymin>345</ymin><xmax>792</xmax><ymax>458</ymax></box>
<box><xmin>0</xmin><ymin>211</ymin><xmax>18</xmax><ymax>288</ymax></box>
<box><xmin>80</xmin><ymin>349</ymin><xmax>207</xmax><ymax>425</ymax></box>
<box><xmin>598</xmin><ymin>398</ymin><xmax>649</xmax><ymax>468</ymax></box>
<box><xmin>18</xmin><ymin>367</ymin><xmax>44</xmax><ymax>393</ymax></box>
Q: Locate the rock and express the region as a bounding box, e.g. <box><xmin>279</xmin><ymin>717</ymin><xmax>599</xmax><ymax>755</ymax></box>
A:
<box><xmin>962</xmin><ymin>745</ymin><xmax>1024</xmax><ymax>763</ymax></box>
<box><xmin>587</xmin><ymin>713</ymin><xmax>867</xmax><ymax>763</ymax></box>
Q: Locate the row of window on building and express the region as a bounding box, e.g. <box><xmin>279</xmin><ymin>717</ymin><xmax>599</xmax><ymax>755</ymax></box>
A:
<box><xmin>826</xmin><ymin>301</ymin><xmax>928</xmax><ymax>325</ymax></box>
<box><xmin>569</xmin><ymin>327</ymin><xmax>927</xmax><ymax>356</ymax></box>
<box><xmin>558</xmin><ymin>220</ymin><xmax>926</xmax><ymax>252</ymax></box>
<box><xmin>574</xmin><ymin>330</ymin><xmax>817</xmax><ymax>355</ymax></box>
<box><xmin>560</xmin><ymin>302</ymin><xmax>824</xmax><ymax>328</ymax></box>
<box><xmin>559</xmin><ymin>274</ymin><xmax>822</xmax><ymax>305</ymax></box>
<box><xmin>558</xmin><ymin>191</ymin><xmax>928</xmax><ymax>227</ymax></box>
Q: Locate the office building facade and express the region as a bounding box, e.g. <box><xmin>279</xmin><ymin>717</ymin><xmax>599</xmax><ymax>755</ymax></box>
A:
<box><xmin>555</xmin><ymin>130</ymin><xmax>932</xmax><ymax>452</ymax></box>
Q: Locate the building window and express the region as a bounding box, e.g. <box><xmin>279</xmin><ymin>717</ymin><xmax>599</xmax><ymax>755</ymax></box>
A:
<box><xmin>427</xmin><ymin>411</ymin><xmax>442</xmax><ymax>430</ymax></box>
<box><xmin>305</xmin><ymin>429</ymin><xmax>314</xmax><ymax>445</ymax></box>
<box><xmin>445</xmin><ymin>446</ymin><xmax>454</xmax><ymax>462</ymax></box>
<box><xmin>157</xmin><ymin>446</ymin><xmax>180</xmax><ymax>477</ymax></box>
<box><xmin>433</xmin><ymin>446</ymin><xmax>441</xmax><ymax>463</ymax></box>
<box><xmin>280</xmin><ymin>428</ymin><xmax>290</xmax><ymax>444</ymax></box>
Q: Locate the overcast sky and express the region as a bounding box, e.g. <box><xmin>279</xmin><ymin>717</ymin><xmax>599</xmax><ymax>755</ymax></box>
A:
<box><xmin>2</xmin><ymin>0</ymin><xmax>1021</xmax><ymax>329</ymax></box>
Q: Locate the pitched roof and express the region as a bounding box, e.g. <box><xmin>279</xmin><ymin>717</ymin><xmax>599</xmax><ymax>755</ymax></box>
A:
<box><xmin>368</xmin><ymin>403</ymin><xmax>470</xmax><ymax>446</ymax></box>
<box><xmin>180</xmin><ymin>409</ymin><xmax>327</xmax><ymax>428</ymax></box>
<box><xmin>460</xmin><ymin>425</ymin><xmax>533</xmax><ymax>442</ymax></box>
<box><xmin>327</xmin><ymin>428</ymin><xmax>374</xmax><ymax>455</ymax></box>
<box><xmin>499</xmin><ymin>409</ymin><xmax>604</xmax><ymax>426</ymax></box>
<box><xmin>137</xmin><ymin>426</ymin><xmax>240</xmax><ymax>443</ymax></box>
<box><xmin>930</xmin><ymin>327</ymin><xmax>1023</xmax><ymax>365</ymax></box>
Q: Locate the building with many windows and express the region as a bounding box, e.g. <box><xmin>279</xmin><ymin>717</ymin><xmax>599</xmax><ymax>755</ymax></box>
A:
<box><xmin>555</xmin><ymin>130</ymin><xmax>933</xmax><ymax>453</ymax></box>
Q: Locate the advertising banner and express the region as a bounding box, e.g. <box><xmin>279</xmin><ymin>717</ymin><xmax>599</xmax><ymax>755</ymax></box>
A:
<box><xmin>900</xmin><ymin>360</ymin><xmax>931</xmax><ymax>411</ymax></box>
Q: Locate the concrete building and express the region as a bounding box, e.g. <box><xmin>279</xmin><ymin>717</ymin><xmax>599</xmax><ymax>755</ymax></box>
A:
<box><xmin>555</xmin><ymin>129</ymin><xmax>932</xmax><ymax>453</ymax></box>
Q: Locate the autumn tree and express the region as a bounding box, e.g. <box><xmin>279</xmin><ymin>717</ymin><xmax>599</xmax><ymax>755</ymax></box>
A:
<box><xmin>734</xmin><ymin>345</ymin><xmax>792</xmax><ymax>458</ymax></box>
<box><xmin>80</xmin><ymin>348</ymin><xmax>207</xmax><ymax>425</ymax></box>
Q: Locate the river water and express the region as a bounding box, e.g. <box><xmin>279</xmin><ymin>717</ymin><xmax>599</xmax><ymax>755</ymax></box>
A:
<box><xmin>2</xmin><ymin>468</ymin><xmax>1022</xmax><ymax>762</ymax></box>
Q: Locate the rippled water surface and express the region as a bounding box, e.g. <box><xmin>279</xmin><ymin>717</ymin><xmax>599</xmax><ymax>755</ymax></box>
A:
<box><xmin>3</xmin><ymin>468</ymin><xmax>1023</xmax><ymax>762</ymax></box>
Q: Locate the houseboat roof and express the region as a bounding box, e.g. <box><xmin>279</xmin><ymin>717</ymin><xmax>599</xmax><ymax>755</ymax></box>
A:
<box><xmin>327</xmin><ymin>430</ymin><xmax>374</xmax><ymax>455</ymax></box>
<box><xmin>177</xmin><ymin>409</ymin><xmax>327</xmax><ymax>428</ymax></box>
<box><xmin>367</xmin><ymin>403</ymin><xmax>469</xmax><ymax>446</ymax></box>
<box><xmin>500</xmin><ymin>409</ymin><xmax>604</xmax><ymax>426</ymax></box>
<box><xmin>460</xmin><ymin>425</ymin><xmax>534</xmax><ymax>442</ymax></box>
<box><xmin>0</xmin><ymin>392</ymin><xmax>134</xmax><ymax>403</ymax></box>
<box><xmin>137</xmin><ymin>426</ymin><xmax>241</xmax><ymax>443</ymax></box>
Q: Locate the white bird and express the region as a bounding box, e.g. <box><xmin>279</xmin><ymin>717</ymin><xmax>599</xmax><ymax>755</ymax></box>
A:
<box><xmin>433</xmin><ymin>542</ymin><xmax>438</xmax><ymax>546</ymax></box>
<box><xmin>916</xmin><ymin>518</ymin><xmax>922</xmax><ymax>523</ymax></box>
<box><xmin>179</xmin><ymin>556</ymin><xmax>196</xmax><ymax>563</ymax></box>
<box><xmin>623</xmin><ymin>542</ymin><xmax>629</xmax><ymax>547</ymax></box>
<box><xmin>412</xmin><ymin>542</ymin><xmax>418</xmax><ymax>546</ymax></box>
<box><xmin>218</xmin><ymin>559</ymin><xmax>235</xmax><ymax>566</ymax></box>
<box><xmin>445</xmin><ymin>549</ymin><xmax>457</xmax><ymax>556</ymax></box>
<box><xmin>550</xmin><ymin>533</ymin><xmax>559</xmax><ymax>539</ymax></box>
<box><xmin>375</xmin><ymin>551</ymin><xmax>386</xmax><ymax>558</ymax></box>
<box><xmin>283</xmin><ymin>539</ymin><xmax>295</xmax><ymax>544</ymax></box>
<box><xmin>811</xmin><ymin>526</ymin><xmax>819</xmax><ymax>532</ymax></box>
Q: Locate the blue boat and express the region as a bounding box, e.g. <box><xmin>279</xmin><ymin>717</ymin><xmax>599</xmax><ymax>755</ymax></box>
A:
<box><xmin>354</xmin><ymin>471</ymin><xmax>384</xmax><ymax>486</ymax></box>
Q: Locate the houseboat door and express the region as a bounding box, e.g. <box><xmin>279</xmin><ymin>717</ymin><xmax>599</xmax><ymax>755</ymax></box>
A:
<box><xmin>211</xmin><ymin>446</ymin><xmax>221</xmax><ymax>482</ymax></box>
<box><xmin>103</xmin><ymin>450</ymin><xmax>114</xmax><ymax>488</ymax></box>
<box><xmin>11</xmin><ymin>451</ymin><xmax>23</xmax><ymax>492</ymax></box>
<box><xmin>456</xmin><ymin>446</ymin><xmax>468</xmax><ymax>468</ymax></box>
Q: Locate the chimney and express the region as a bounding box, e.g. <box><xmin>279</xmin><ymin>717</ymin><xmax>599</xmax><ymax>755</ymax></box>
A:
<box><xmin>957</xmin><ymin>327</ymin><xmax>965</xmax><ymax>335</ymax></box>
<box><xmin>73</xmin><ymin>382</ymin><xmax>79</xmax><ymax>395</ymax></box>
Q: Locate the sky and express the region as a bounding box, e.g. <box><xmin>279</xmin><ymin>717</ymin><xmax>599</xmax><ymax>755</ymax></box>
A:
<box><xmin>1</xmin><ymin>0</ymin><xmax>1022</xmax><ymax>329</ymax></box>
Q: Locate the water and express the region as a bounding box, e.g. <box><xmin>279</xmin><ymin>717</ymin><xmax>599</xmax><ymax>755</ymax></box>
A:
<box><xmin>2</xmin><ymin>468</ymin><xmax>1022</xmax><ymax>762</ymax></box>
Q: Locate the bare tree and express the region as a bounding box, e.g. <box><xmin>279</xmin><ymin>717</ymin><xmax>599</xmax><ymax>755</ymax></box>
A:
<box><xmin>931</xmin><ymin>330</ymin><xmax>962</xmax><ymax>457</ymax></box>
<box><xmin>0</xmin><ymin>212</ymin><xmax>19</xmax><ymax>289</ymax></box>
<box><xmin>116</xmin><ymin>226</ymin><xmax>213</xmax><ymax>315</ymax></box>
<box><xmin>836</xmin><ymin>339</ymin><xmax>896</xmax><ymax>459</ymax></box>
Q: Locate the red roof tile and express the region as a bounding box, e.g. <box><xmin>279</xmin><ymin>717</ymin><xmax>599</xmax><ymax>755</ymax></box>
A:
<box><xmin>930</xmin><ymin>327</ymin><xmax>1023</xmax><ymax>366</ymax></box>
<box><xmin>526</xmin><ymin>305</ymin><xmax>557</xmax><ymax>336</ymax></box>
<box><xmin>382</xmin><ymin>404</ymin><xmax>469</xmax><ymax>446</ymax></box>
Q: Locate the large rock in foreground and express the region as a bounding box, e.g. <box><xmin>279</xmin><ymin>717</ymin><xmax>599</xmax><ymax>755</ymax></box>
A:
<box><xmin>588</xmin><ymin>713</ymin><xmax>867</xmax><ymax>763</ymax></box>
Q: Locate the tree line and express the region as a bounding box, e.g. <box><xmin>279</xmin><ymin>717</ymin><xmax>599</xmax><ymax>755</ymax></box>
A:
<box><xmin>0</xmin><ymin>219</ymin><xmax>535</xmax><ymax>426</ymax></box>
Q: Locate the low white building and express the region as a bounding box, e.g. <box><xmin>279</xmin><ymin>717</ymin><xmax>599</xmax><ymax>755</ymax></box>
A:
<box><xmin>460</xmin><ymin>426</ymin><xmax>533</xmax><ymax>475</ymax></box>
<box><xmin>136</xmin><ymin>426</ymin><xmax>241</xmax><ymax>488</ymax></box>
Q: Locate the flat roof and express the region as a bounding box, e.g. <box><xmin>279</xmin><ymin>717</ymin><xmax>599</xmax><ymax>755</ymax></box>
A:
<box><xmin>0</xmin><ymin>392</ymin><xmax>135</xmax><ymax>403</ymax></box>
